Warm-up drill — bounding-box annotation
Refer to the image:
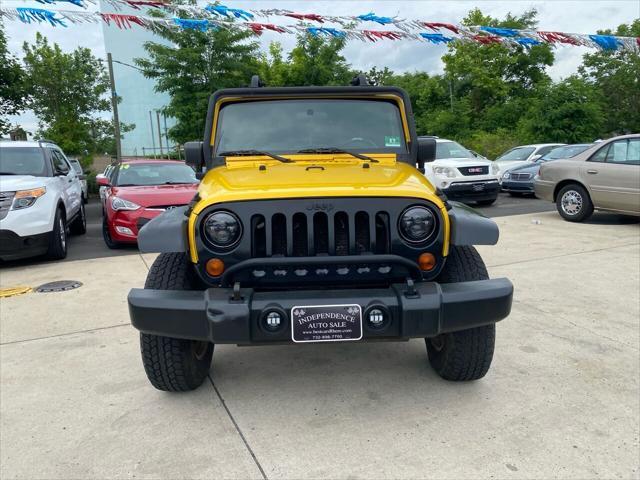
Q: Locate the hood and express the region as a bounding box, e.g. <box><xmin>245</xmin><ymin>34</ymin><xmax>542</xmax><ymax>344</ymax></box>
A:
<box><xmin>0</xmin><ymin>175</ymin><xmax>49</xmax><ymax>192</ymax></box>
<box><xmin>505</xmin><ymin>162</ymin><xmax>541</xmax><ymax>174</ymax></box>
<box><xmin>113</xmin><ymin>183</ymin><xmax>198</xmax><ymax>208</ymax></box>
<box><xmin>430</xmin><ymin>158</ymin><xmax>491</xmax><ymax>168</ymax></box>
<box><xmin>193</xmin><ymin>156</ymin><xmax>445</xmax><ymax>215</ymax></box>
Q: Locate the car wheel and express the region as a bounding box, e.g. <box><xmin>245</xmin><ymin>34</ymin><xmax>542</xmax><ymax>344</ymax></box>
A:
<box><xmin>46</xmin><ymin>208</ymin><xmax>67</xmax><ymax>260</ymax></box>
<box><xmin>556</xmin><ymin>184</ymin><xmax>593</xmax><ymax>222</ymax></box>
<box><xmin>426</xmin><ymin>245</ymin><xmax>495</xmax><ymax>381</ymax></box>
<box><xmin>102</xmin><ymin>218</ymin><xmax>120</xmax><ymax>249</ymax></box>
<box><xmin>70</xmin><ymin>202</ymin><xmax>86</xmax><ymax>235</ymax></box>
<box><xmin>140</xmin><ymin>253</ymin><xmax>213</xmax><ymax>392</ymax></box>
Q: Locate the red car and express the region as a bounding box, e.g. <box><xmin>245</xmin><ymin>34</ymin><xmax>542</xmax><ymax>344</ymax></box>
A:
<box><xmin>98</xmin><ymin>160</ymin><xmax>199</xmax><ymax>248</ymax></box>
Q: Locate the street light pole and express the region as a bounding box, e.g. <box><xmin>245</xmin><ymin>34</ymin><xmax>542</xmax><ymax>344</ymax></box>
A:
<box><xmin>156</xmin><ymin>110</ymin><xmax>164</xmax><ymax>158</ymax></box>
<box><xmin>107</xmin><ymin>53</ymin><xmax>122</xmax><ymax>162</ymax></box>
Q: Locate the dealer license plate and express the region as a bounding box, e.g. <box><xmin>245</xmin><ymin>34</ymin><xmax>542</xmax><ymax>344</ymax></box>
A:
<box><xmin>291</xmin><ymin>304</ymin><xmax>363</xmax><ymax>343</ymax></box>
<box><xmin>472</xmin><ymin>183</ymin><xmax>486</xmax><ymax>191</ymax></box>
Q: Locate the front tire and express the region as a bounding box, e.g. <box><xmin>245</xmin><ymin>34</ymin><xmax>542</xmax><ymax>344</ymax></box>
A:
<box><xmin>46</xmin><ymin>208</ymin><xmax>67</xmax><ymax>260</ymax></box>
<box><xmin>556</xmin><ymin>184</ymin><xmax>593</xmax><ymax>222</ymax></box>
<box><xmin>140</xmin><ymin>253</ymin><xmax>213</xmax><ymax>392</ymax></box>
<box><xmin>102</xmin><ymin>218</ymin><xmax>120</xmax><ymax>249</ymax></box>
<box><xmin>426</xmin><ymin>246</ymin><xmax>495</xmax><ymax>381</ymax></box>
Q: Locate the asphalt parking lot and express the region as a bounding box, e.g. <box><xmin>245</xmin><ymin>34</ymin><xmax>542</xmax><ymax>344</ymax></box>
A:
<box><xmin>1</xmin><ymin>203</ymin><xmax>639</xmax><ymax>479</ymax></box>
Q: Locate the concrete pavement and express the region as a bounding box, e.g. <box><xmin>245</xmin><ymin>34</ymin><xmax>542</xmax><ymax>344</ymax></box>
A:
<box><xmin>1</xmin><ymin>211</ymin><xmax>638</xmax><ymax>479</ymax></box>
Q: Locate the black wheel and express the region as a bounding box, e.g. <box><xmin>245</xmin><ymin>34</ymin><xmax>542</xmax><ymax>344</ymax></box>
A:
<box><xmin>69</xmin><ymin>203</ymin><xmax>86</xmax><ymax>235</ymax></box>
<box><xmin>476</xmin><ymin>198</ymin><xmax>497</xmax><ymax>206</ymax></box>
<box><xmin>556</xmin><ymin>184</ymin><xmax>593</xmax><ymax>222</ymax></box>
<box><xmin>102</xmin><ymin>218</ymin><xmax>120</xmax><ymax>249</ymax></box>
<box><xmin>426</xmin><ymin>246</ymin><xmax>495</xmax><ymax>381</ymax></box>
<box><xmin>46</xmin><ymin>207</ymin><xmax>67</xmax><ymax>260</ymax></box>
<box><xmin>140</xmin><ymin>253</ymin><xmax>213</xmax><ymax>392</ymax></box>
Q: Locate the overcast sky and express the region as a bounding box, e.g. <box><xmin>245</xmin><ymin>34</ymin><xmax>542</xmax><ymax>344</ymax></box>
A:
<box><xmin>4</xmin><ymin>0</ymin><xmax>639</xmax><ymax>133</ymax></box>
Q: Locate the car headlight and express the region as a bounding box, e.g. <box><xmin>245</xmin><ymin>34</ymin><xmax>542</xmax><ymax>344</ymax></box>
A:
<box><xmin>11</xmin><ymin>187</ymin><xmax>46</xmax><ymax>210</ymax></box>
<box><xmin>503</xmin><ymin>172</ymin><xmax>510</xmax><ymax>179</ymax></box>
<box><xmin>491</xmin><ymin>163</ymin><xmax>499</xmax><ymax>174</ymax></box>
<box><xmin>399</xmin><ymin>206</ymin><xmax>436</xmax><ymax>244</ymax></box>
<box><xmin>433</xmin><ymin>166</ymin><xmax>456</xmax><ymax>178</ymax></box>
<box><xmin>111</xmin><ymin>197</ymin><xmax>140</xmax><ymax>211</ymax></box>
<box><xmin>203</xmin><ymin>210</ymin><xmax>242</xmax><ymax>248</ymax></box>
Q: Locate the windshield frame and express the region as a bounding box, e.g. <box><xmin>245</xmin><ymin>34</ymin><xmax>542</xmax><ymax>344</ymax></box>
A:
<box><xmin>213</xmin><ymin>98</ymin><xmax>408</xmax><ymax>159</ymax></box>
<box><xmin>203</xmin><ymin>87</ymin><xmax>418</xmax><ymax>169</ymax></box>
<box><xmin>0</xmin><ymin>146</ymin><xmax>51</xmax><ymax>177</ymax></box>
<box><xmin>112</xmin><ymin>162</ymin><xmax>199</xmax><ymax>187</ymax></box>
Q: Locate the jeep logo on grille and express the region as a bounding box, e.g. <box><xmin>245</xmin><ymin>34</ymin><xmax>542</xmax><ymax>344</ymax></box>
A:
<box><xmin>306</xmin><ymin>202</ymin><xmax>334</xmax><ymax>212</ymax></box>
<box><xmin>468</xmin><ymin>167</ymin><xmax>483</xmax><ymax>173</ymax></box>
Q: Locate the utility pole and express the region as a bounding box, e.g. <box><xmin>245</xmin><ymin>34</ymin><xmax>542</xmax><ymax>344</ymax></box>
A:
<box><xmin>163</xmin><ymin>113</ymin><xmax>169</xmax><ymax>158</ymax></box>
<box><xmin>149</xmin><ymin>111</ymin><xmax>156</xmax><ymax>159</ymax></box>
<box><xmin>156</xmin><ymin>110</ymin><xmax>164</xmax><ymax>158</ymax></box>
<box><xmin>107</xmin><ymin>53</ymin><xmax>122</xmax><ymax>162</ymax></box>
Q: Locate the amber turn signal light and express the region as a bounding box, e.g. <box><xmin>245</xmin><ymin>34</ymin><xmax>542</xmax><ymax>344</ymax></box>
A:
<box><xmin>418</xmin><ymin>253</ymin><xmax>436</xmax><ymax>271</ymax></box>
<box><xmin>206</xmin><ymin>258</ymin><xmax>225</xmax><ymax>277</ymax></box>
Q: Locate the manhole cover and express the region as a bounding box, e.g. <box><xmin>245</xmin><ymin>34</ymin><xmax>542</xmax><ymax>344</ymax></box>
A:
<box><xmin>0</xmin><ymin>286</ymin><xmax>33</xmax><ymax>298</ymax></box>
<box><xmin>35</xmin><ymin>280</ymin><xmax>83</xmax><ymax>293</ymax></box>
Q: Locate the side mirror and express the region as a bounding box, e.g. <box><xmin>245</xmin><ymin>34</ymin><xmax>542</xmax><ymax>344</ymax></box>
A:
<box><xmin>96</xmin><ymin>174</ymin><xmax>110</xmax><ymax>187</ymax></box>
<box><xmin>417</xmin><ymin>137</ymin><xmax>437</xmax><ymax>172</ymax></box>
<box><xmin>185</xmin><ymin>141</ymin><xmax>205</xmax><ymax>173</ymax></box>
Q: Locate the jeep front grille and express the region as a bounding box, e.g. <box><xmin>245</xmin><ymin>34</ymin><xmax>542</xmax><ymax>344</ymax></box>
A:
<box><xmin>250</xmin><ymin>210</ymin><xmax>391</xmax><ymax>257</ymax></box>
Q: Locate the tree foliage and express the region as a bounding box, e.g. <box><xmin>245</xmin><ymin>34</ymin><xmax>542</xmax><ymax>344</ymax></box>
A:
<box><xmin>136</xmin><ymin>26</ymin><xmax>260</xmax><ymax>144</ymax></box>
<box><xmin>21</xmin><ymin>33</ymin><xmax>115</xmax><ymax>160</ymax></box>
<box><xmin>0</xmin><ymin>22</ymin><xmax>28</xmax><ymax>135</ymax></box>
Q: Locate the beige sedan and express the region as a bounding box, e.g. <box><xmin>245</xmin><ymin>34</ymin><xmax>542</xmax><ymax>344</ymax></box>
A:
<box><xmin>534</xmin><ymin>134</ymin><xmax>640</xmax><ymax>222</ymax></box>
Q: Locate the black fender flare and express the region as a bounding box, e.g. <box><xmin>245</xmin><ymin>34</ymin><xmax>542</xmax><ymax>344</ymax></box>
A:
<box><xmin>447</xmin><ymin>201</ymin><xmax>499</xmax><ymax>246</ymax></box>
<box><xmin>137</xmin><ymin>206</ymin><xmax>190</xmax><ymax>253</ymax></box>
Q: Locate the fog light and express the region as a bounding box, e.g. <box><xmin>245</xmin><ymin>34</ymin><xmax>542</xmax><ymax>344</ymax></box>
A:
<box><xmin>206</xmin><ymin>258</ymin><xmax>225</xmax><ymax>277</ymax></box>
<box><xmin>263</xmin><ymin>310</ymin><xmax>283</xmax><ymax>331</ymax></box>
<box><xmin>115</xmin><ymin>226</ymin><xmax>133</xmax><ymax>235</ymax></box>
<box><xmin>418</xmin><ymin>252</ymin><xmax>436</xmax><ymax>271</ymax></box>
<box><xmin>367</xmin><ymin>307</ymin><xmax>387</xmax><ymax>328</ymax></box>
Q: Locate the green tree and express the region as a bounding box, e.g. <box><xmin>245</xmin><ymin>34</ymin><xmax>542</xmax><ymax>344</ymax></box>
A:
<box><xmin>136</xmin><ymin>27</ymin><xmax>260</xmax><ymax>144</ymax></box>
<box><xmin>0</xmin><ymin>22</ymin><xmax>28</xmax><ymax>135</ymax></box>
<box><xmin>517</xmin><ymin>76</ymin><xmax>603</xmax><ymax>143</ymax></box>
<box><xmin>22</xmin><ymin>33</ymin><xmax>113</xmax><ymax>161</ymax></box>
<box><xmin>579</xmin><ymin>19</ymin><xmax>640</xmax><ymax>135</ymax></box>
<box><xmin>260</xmin><ymin>33</ymin><xmax>353</xmax><ymax>87</ymax></box>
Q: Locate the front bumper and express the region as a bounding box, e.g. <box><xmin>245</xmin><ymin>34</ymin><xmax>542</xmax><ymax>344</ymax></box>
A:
<box><xmin>0</xmin><ymin>230</ymin><xmax>49</xmax><ymax>261</ymax></box>
<box><xmin>501</xmin><ymin>180</ymin><xmax>535</xmax><ymax>193</ymax></box>
<box><xmin>128</xmin><ymin>278</ymin><xmax>513</xmax><ymax>344</ymax></box>
<box><xmin>108</xmin><ymin>208</ymin><xmax>166</xmax><ymax>243</ymax></box>
<box><xmin>442</xmin><ymin>180</ymin><xmax>500</xmax><ymax>201</ymax></box>
<box><xmin>533</xmin><ymin>179</ymin><xmax>555</xmax><ymax>202</ymax></box>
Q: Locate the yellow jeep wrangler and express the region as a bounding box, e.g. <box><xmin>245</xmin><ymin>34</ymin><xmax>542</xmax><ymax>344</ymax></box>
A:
<box><xmin>128</xmin><ymin>75</ymin><xmax>513</xmax><ymax>392</ymax></box>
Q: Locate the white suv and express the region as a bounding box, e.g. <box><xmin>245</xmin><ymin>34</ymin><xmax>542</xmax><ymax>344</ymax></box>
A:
<box><xmin>421</xmin><ymin>137</ymin><xmax>501</xmax><ymax>206</ymax></box>
<box><xmin>0</xmin><ymin>140</ymin><xmax>86</xmax><ymax>261</ymax></box>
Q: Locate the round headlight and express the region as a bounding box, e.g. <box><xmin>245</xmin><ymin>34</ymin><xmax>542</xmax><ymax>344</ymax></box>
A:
<box><xmin>399</xmin><ymin>206</ymin><xmax>436</xmax><ymax>244</ymax></box>
<box><xmin>203</xmin><ymin>211</ymin><xmax>242</xmax><ymax>248</ymax></box>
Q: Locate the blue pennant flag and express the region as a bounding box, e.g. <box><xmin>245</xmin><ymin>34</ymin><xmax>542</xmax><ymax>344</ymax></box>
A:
<box><xmin>307</xmin><ymin>27</ymin><xmax>346</xmax><ymax>38</ymax></box>
<box><xmin>515</xmin><ymin>37</ymin><xmax>541</xmax><ymax>48</ymax></box>
<box><xmin>34</xmin><ymin>0</ymin><xmax>86</xmax><ymax>6</ymax></box>
<box><xmin>205</xmin><ymin>4</ymin><xmax>253</xmax><ymax>21</ymax></box>
<box><xmin>173</xmin><ymin>18</ymin><xmax>212</xmax><ymax>31</ymax></box>
<box><xmin>16</xmin><ymin>7</ymin><xmax>66</xmax><ymax>27</ymax></box>
<box><xmin>480</xmin><ymin>26</ymin><xmax>520</xmax><ymax>37</ymax></box>
<box><xmin>357</xmin><ymin>12</ymin><xmax>394</xmax><ymax>25</ymax></box>
<box><xmin>589</xmin><ymin>34</ymin><xmax>623</xmax><ymax>51</ymax></box>
<box><xmin>419</xmin><ymin>33</ymin><xmax>453</xmax><ymax>44</ymax></box>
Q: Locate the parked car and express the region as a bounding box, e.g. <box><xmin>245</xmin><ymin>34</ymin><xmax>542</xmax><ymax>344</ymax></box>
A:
<box><xmin>534</xmin><ymin>134</ymin><xmax>640</xmax><ymax>221</ymax></box>
<box><xmin>0</xmin><ymin>140</ymin><xmax>86</xmax><ymax>261</ymax></box>
<box><xmin>67</xmin><ymin>157</ymin><xmax>88</xmax><ymax>204</ymax></box>
<box><xmin>495</xmin><ymin>143</ymin><xmax>565</xmax><ymax>177</ymax></box>
<box><xmin>502</xmin><ymin>144</ymin><xmax>593</xmax><ymax>196</ymax></box>
<box><xmin>99</xmin><ymin>159</ymin><xmax>199</xmax><ymax>248</ymax></box>
<box><xmin>421</xmin><ymin>137</ymin><xmax>501</xmax><ymax>205</ymax></box>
